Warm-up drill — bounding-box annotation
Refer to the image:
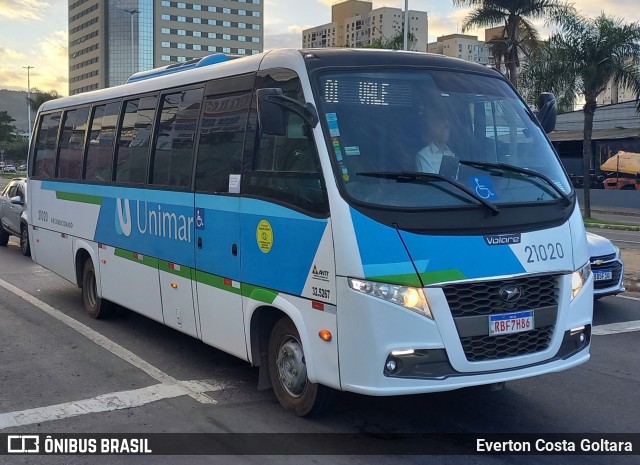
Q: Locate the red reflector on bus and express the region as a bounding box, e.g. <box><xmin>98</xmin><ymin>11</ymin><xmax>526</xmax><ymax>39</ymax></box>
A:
<box><xmin>98</xmin><ymin>243</ymin><xmax>106</xmax><ymax>249</ymax></box>
<box><xmin>224</xmin><ymin>278</ymin><xmax>232</xmax><ymax>286</ymax></box>
<box><xmin>169</xmin><ymin>262</ymin><xmax>175</xmax><ymax>269</ymax></box>
<box><xmin>312</xmin><ymin>301</ymin><xmax>324</xmax><ymax>311</ymax></box>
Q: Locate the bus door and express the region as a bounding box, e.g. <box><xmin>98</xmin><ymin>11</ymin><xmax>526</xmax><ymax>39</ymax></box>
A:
<box><xmin>240</xmin><ymin>69</ymin><xmax>336</xmax><ymax>337</ymax></box>
<box><xmin>193</xmin><ymin>75</ymin><xmax>254</xmax><ymax>360</ymax></box>
<box><xmin>153</xmin><ymin>87</ymin><xmax>205</xmax><ymax>338</ymax></box>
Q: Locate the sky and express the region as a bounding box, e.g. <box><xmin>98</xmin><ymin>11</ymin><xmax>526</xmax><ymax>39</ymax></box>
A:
<box><xmin>0</xmin><ymin>0</ymin><xmax>637</xmax><ymax>96</ymax></box>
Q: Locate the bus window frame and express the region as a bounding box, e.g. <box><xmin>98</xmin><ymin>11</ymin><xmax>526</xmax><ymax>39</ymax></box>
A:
<box><xmin>112</xmin><ymin>91</ymin><xmax>160</xmax><ymax>188</ymax></box>
<box><xmin>82</xmin><ymin>99</ymin><xmax>123</xmax><ymax>184</ymax></box>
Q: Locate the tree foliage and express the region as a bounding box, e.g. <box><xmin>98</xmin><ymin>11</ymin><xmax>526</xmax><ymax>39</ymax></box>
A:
<box><xmin>27</xmin><ymin>88</ymin><xmax>61</xmax><ymax>113</ymax></box>
<box><xmin>520</xmin><ymin>12</ymin><xmax>640</xmax><ymax>217</ymax></box>
<box><xmin>453</xmin><ymin>0</ymin><xmax>575</xmax><ymax>87</ymax></box>
<box><xmin>0</xmin><ymin>111</ymin><xmax>16</xmax><ymax>144</ymax></box>
<box><xmin>365</xmin><ymin>31</ymin><xmax>416</xmax><ymax>50</ymax></box>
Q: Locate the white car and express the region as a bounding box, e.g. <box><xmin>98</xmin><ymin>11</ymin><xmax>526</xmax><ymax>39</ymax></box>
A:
<box><xmin>587</xmin><ymin>232</ymin><xmax>625</xmax><ymax>299</ymax></box>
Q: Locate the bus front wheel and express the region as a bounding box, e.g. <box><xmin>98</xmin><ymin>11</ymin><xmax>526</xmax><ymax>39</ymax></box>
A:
<box><xmin>268</xmin><ymin>317</ymin><xmax>333</xmax><ymax>416</ymax></box>
<box><xmin>82</xmin><ymin>258</ymin><xmax>113</xmax><ymax>319</ymax></box>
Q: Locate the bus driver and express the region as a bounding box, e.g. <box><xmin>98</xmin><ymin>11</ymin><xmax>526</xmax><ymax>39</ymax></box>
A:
<box><xmin>415</xmin><ymin>115</ymin><xmax>455</xmax><ymax>173</ymax></box>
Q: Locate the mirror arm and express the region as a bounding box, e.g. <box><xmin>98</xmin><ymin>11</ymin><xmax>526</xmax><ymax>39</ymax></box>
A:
<box><xmin>265</xmin><ymin>95</ymin><xmax>319</xmax><ymax>128</ymax></box>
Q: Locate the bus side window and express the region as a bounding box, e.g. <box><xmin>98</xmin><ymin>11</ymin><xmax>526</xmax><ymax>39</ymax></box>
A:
<box><xmin>115</xmin><ymin>96</ymin><xmax>157</xmax><ymax>184</ymax></box>
<box><xmin>33</xmin><ymin>112</ymin><xmax>62</xmax><ymax>179</ymax></box>
<box><xmin>57</xmin><ymin>107</ymin><xmax>89</xmax><ymax>180</ymax></box>
<box><xmin>151</xmin><ymin>87</ymin><xmax>204</xmax><ymax>188</ymax></box>
<box><xmin>195</xmin><ymin>75</ymin><xmax>253</xmax><ymax>194</ymax></box>
<box><xmin>244</xmin><ymin>70</ymin><xmax>328</xmax><ymax>216</ymax></box>
<box><xmin>85</xmin><ymin>101</ymin><xmax>120</xmax><ymax>182</ymax></box>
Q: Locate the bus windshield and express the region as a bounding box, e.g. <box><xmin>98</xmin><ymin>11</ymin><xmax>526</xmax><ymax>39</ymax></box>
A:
<box><xmin>313</xmin><ymin>69</ymin><xmax>572</xmax><ymax>209</ymax></box>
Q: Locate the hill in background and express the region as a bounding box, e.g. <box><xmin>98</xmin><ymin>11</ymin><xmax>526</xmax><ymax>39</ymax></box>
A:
<box><xmin>0</xmin><ymin>89</ymin><xmax>29</xmax><ymax>133</ymax></box>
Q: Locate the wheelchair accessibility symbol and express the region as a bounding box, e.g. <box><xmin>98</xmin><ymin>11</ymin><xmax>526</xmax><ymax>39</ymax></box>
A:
<box><xmin>195</xmin><ymin>208</ymin><xmax>205</xmax><ymax>230</ymax></box>
<box><xmin>469</xmin><ymin>176</ymin><xmax>497</xmax><ymax>200</ymax></box>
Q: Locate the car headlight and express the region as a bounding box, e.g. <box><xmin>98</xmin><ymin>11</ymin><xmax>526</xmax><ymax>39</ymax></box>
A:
<box><xmin>571</xmin><ymin>262</ymin><xmax>591</xmax><ymax>300</ymax></box>
<box><xmin>348</xmin><ymin>278</ymin><xmax>433</xmax><ymax>319</ymax></box>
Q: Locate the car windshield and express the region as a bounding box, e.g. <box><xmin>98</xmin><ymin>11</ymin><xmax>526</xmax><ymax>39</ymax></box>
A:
<box><xmin>313</xmin><ymin>68</ymin><xmax>571</xmax><ymax>209</ymax></box>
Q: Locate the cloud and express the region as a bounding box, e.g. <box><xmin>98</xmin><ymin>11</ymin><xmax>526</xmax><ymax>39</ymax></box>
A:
<box><xmin>0</xmin><ymin>30</ymin><xmax>67</xmax><ymax>95</ymax></box>
<box><xmin>0</xmin><ymin>0</ymin><xmax>47</xmax><ymax>21</ymax></box>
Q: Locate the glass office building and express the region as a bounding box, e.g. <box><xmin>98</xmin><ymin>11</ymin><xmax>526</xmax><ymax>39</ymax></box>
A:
<box><xmin>69</xmin><ymin>0</ymin><xmax>264</xmax><ymax>95</ymax></box>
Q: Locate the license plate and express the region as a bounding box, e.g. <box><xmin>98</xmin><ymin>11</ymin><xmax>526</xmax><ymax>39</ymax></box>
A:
<box><xmin>593</xmin><ymin>270</ymin><xmax>612</xmax><ymax>281</ymax></box>
<box><xmin>489</xmin><ymin>310</ymin><xmax>534</xmax><ymax>336</ymax></box>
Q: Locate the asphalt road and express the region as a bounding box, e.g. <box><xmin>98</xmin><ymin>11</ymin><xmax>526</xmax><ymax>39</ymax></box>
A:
<box><xmin>586</xmin><ymin>227</ymin><xmax>640</xmax><ymax>250</ymax></box>
<box><xmin>1</xmin><ymin>236</ymin><xmax>639</xmax><ymax>464</ymax></box>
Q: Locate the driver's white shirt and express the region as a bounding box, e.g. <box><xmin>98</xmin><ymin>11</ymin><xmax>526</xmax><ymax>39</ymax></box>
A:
<box><xmin>415</xmin><ymin>143</ymin><xmax>454</xmax><ymax>173</ymax></box>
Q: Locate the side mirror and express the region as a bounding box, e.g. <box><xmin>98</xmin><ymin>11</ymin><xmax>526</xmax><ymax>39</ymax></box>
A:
<box><xmin>256</xmin><ymin>88</ymin><xmax>319</xmax><ymax>137</ymax></box>
<box><xmin>256</xmin><ymin>88</ymin><xmax>287</xmax><ymax>136</ymax></box>
<box><xmin>535</xmin><ymin>92</ymin><xmax>557</xmax><ymax>133</ymax></box>
<box><xmin>10</xmin><ymin>196</ymin><xmax>23</xmax><ymax>206</ymax></box>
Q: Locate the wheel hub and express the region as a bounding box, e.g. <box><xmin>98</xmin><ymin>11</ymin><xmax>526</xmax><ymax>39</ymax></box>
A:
<box><xmin>276</xmin><ymin>338</ymin><xmax>307</xmax><ymax>397</ymax></box>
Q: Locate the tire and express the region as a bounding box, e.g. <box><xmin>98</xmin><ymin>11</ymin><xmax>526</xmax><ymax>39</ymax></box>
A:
<box><xmin>268</xmin><ymin>317</ymin><xmax>333</xmax><ymax>416</ymax></box>
<box><xmin>81</xmin><ymin>257</ymin><xmax>113</xmax><ymax>319</ymax></box>
<box><xmin>20</xmin><ymin>224</ymin><xmax>30</xmax><ymax>256</ymax></box>
<box><xmin>0</xmin><ymin>226</ymin><xmax>9</xmax><ymax>247</ymax></box>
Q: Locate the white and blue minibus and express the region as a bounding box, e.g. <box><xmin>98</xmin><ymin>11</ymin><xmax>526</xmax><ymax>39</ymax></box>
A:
<box><xmin>27</xmin><ymin>49</ymin><xmax>593</xmax><ymax>416</ymax></box>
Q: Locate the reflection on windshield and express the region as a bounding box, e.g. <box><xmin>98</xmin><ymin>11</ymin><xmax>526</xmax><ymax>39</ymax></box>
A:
<box><xmin>314</xmin><ymin>70</ymin><xmax>571</xmax><ymax>209</ymax></box>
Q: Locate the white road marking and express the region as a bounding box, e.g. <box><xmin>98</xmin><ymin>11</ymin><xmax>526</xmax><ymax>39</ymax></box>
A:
<box><xmin>0</xmin><ymin>380</ymin><xmax>225</xmax><ymax>430</ymax></box>
<box><xmin>0</xmin><ymin>277</ymin><xmax>217</xmax><ymax>405</ymax></box>
<box><xmin>617</xmin><ymin>294</ymin><xmax>640</xmax><ymax>302</ymax></box>
<box><xmin>592</xmin><ymin>320</ymin><xmax>640</xmax><ymax>336</ymax></box>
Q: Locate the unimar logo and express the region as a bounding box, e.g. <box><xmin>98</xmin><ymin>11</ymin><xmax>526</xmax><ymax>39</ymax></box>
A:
<box><xmin>115</xmin><ymin>198</ymin><xmax>132</xmax><ymax>237</ymax></box>
<box><xmin>113</xmin><ymin>198</ymin><xmax>195</xmax><ymax>243</ymax></box>
<box><xmin>483</xmin><ymin>233</ymin><xmax>521</xmax><ymax>246</ymax></box>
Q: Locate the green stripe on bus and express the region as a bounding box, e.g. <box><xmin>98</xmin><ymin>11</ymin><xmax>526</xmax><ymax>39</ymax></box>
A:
<box><xmin>158</xmin><ymin>260</ymin><xmax>192</xmax><ymax>279</ymax></box>
<box><xmin>114</xmin><ymin>248</ymin><xmax>159</xmax><ymax>268</ymax></box>
<box><xmin>370</xmin><ymin>269</ymin><xmax>466</xmax><ymax>287</ymax></box>
<box><xmin>241</xmin><ymin>284</ymin><xmax>278</xmax><ymax>304</ymax></box>
<box><xmin>194</xmin><ymin>270</ymin><xmax>242</xmax><ymax>296</ymax></box>
<box><xmin>368</xmin><ymin>273</ymin><xmax>423</xmax><ymax>288</ymax></box>
<box><xmin>419</xmin><ymin>269</ymin><xmax>466</xmax><ymax>285</ymax></box>
<box><xmin>56</xmin><ymin>191</ymin><xmax>103</xmax><ymax>205</ymax></box>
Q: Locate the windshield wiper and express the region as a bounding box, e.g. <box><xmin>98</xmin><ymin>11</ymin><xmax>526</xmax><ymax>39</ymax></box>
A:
<box><xmin>357</xmin><ymin>171</ymin><xmax>500</xmax><ymax>215</ymax></box>
<box><xmin>458</xmin><ymin>161</ymin><xmax>572</xmax><ymax>206</ymax></box>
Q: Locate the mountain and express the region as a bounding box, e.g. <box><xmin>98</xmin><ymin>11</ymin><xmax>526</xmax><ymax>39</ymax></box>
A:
<box><xmin>0</xmin><ymin>89</ymin><xmax>30</xmax><ymax>133</ymax></box>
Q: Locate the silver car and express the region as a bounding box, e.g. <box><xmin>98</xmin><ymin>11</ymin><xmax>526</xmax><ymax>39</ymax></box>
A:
<box><xmin>587</xmin><ymin>232</ymin><xmax>624</xmax><ymax>299</ymax></box>
<box><xmin>0</xmin><ymin>177</ymin><xmax>30</xmax><ymax>256</ymax></box>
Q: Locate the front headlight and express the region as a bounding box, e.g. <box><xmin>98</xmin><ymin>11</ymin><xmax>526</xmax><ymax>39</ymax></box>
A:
<box><xmin>348</xmin><ymin>278</ymin><xmax>433</xmax><ymax>319</ymax></box>
<box><xmin>571</xmin><ymin>262</ymin><xmax>591</xmax><ymax>300</ymax></box>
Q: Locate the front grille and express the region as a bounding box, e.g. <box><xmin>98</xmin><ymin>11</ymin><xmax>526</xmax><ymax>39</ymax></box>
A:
<box><xmin>591</xmin><ymin>253</ymin><xmax>616</xmax><ymax>263</ymax></box>
<box><xmin>592</xmin><ymin>260</ymin><xmax>623</xmax><ymax>290</ymax></box>
<box><xmin>442</xmin><ymin>274</ymin><xmax>559</xmax><ymax>318</ymax></box>
<box><xmin>460</xmin><ymin>326</ymin><xmax>554</xmax><ymax>361</ymax></box>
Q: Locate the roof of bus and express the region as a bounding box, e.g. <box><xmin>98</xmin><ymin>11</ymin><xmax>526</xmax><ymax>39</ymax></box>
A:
<box><xmin>40</xmin><ymin>48</ymin><xmax>504</xmax><ymax>113</ymax></box>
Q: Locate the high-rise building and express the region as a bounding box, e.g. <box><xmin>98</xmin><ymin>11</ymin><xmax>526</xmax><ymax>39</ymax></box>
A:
<box><xmin>427</xmin><ymin>34</ymin><xmax>490</xmax><ymax>65</ymax></box>
<box><xmin>68</xmin><ymin>0</ymin><xmax>264</xmax><ymax>96</ymax></box>
<box><xmin>302</xmin><ymin>0</ymin><xmax>428</xmax><ymax>52</ymax></box>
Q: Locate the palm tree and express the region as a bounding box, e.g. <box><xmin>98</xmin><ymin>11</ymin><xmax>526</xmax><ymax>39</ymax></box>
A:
<box><xmin>453</xmin><ymin>0</ymin><xmax>575</xmax><ymax>87</ymax></box>
<box><xmin>519</xmin><ymin>43</ymin><xmax>577</xmax><ymax>113</ymax></box>
<box><xmin>522</xmin><ymin>13</ymin><xmax>640</xmax><ymax>218</ymax></box>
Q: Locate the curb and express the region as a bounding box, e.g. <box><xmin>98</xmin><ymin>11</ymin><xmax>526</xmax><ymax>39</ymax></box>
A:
<box><xmin>584</xmin><ymin>222</ymin><xmax>640</xmax><ymax>232</ymax></box>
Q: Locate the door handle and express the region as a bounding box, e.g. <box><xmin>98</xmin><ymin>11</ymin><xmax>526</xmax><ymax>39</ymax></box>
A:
<box><xmin>197</xmin><ymin>237</ymin><xmax>202</xmax><ymax>249</ymax></box>
<box><xmin>231</xmin><ymin>243</ymin><xmax>238</xmax><ymax>256</ymax></box>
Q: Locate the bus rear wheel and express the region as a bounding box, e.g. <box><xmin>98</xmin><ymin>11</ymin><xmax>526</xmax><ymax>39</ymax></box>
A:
<box><xmin>82</xmin><ymin>258</ymin><xmax>113</xmax><ymax>319</ymax></box>
<box><xmin>268</xmin><ymin>317</ymin><xmax>333</xmax><ymax>416</ymax></box>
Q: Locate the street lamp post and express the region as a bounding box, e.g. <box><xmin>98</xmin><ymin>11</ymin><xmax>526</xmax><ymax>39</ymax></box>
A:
<box><xmin>23</xmin><ymin>65</ymin><xmax>34</xmax><ymax>144</ymax></box>
<box><xmin>403</xmin><ymin>0</ymin><xmax>409</xmax><ymax>50</ymax></box>
<box><xmin>123</xmin><ymin>9</ymin><xmax>139</xmax><ymax>76</ymax></box>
